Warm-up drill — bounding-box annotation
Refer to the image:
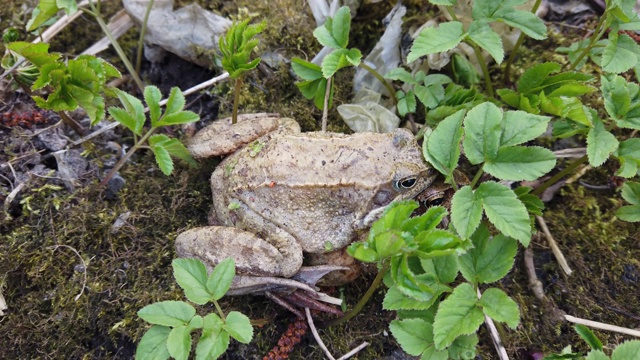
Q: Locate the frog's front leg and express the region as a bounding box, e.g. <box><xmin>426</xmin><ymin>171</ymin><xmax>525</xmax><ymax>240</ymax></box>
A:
<box><xmin>175</xmin><ymin>225</ymin><xmax>303</xmax><ymax>278</ymax></box>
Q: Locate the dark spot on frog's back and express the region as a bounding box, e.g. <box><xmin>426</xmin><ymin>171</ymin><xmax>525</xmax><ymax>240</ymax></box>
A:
<box><xmin>374</xmin><ymin>190</ymin><xmax>393</xmax><ymax>206</ymax></box>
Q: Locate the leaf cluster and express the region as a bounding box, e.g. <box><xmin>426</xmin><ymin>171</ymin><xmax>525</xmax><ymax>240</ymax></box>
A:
<box><xmin>543</xmin><ymin>324</ymin><xmax>640</xmax><ymax>359</ymax></box>
<box><xmin>28</xmin><ymin>0</ymin><xmax>79</xmax><ymax>31</ymax></box>
<box><xmin>136</xmin><ymin>258</ymin><xmax>253</xmax><ymax>360</ymax></box>
<box><xmin>6</xmin><ymin>42</ymin><xmax>121</xmax><ymax>124</ymax></box>
<box><xmin>219</xmin><ymin>19</ymin><xmax>266</xmax><ymax>79</ymax></box>
<box><xmin>292</xmin><ymin>6</ymin><xmax>361</xmax><ymax>110</ymax></box>
<box><xmin>408</xmin><ymin>0</ymin><xmax>547</xmax><ymax>65</ymax></box>
<box><xmin>108</xmin><ymin>86</ymin><xmax>199</xmax><ymax>175</ymax></box>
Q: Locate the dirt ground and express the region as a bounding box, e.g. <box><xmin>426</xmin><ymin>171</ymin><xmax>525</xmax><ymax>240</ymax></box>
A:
<box><xmin>1</xmin><ymin>1</ymin><xmax>639</xmax><ymax>359</ymax></box>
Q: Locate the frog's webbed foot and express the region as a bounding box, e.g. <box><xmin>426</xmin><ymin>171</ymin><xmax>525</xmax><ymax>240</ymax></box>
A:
<box><xmin>187</xmin><ymin>113</ymin><xmax>300</xmax><ymax>158</ymax></box>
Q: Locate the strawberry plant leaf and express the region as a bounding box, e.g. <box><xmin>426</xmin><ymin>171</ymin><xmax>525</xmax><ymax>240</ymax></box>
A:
<box><xmin>155</xmin><ymin>111</ymin><xmax>200</xmax><ymax>127</ymax></box>
<box><xmin>451</xmin><ymin>185</ymin><xmax>483</xmax><ymax>240</ymax></box>
<box><xmin>420</xmin><ymin>255</ymin><xmax>459</xmax><ymax>284</ymax></box>
<box><xmin>423</xmin><ymin>109</ymin><xmax>464</xmax><ymax>177</ymax></box>
<box><xmin>614</xmin><ymin>139</ymin><xmax>640</xmax><ymax>178</ymax></box>
<box><xmin>149</xmin><ymin>140</ymin><xmax>174</xmax><ymax>176</ymax></box>
<box><xmin>196</xmin><ymin>314</ymin><xmax>228</xmax><ymax>360</ymax></box>
<box><xmin>500</xmin><ymin>10</ymin><xmax>548</xmax><ymax>40</ymax></box>
<box><xmin>459</xmin><ymin>226</ymin><xmax>518</xmax><ymax>284</ymax></box>
<box><xmin>433</xmin><ymin>283</ymin><xmax>484</xmax><ymax>350</ymax></box>
<box><xmin>321</xmin><ymin>48</ymin><xmax>361</xmax><ymax>78</ymax></box>
<box><xmin>167</xmin><ymin>325</ymin><xmax>191</xmax><ymax>360</ymax></box>
<box><xmin>111</xmin><ymin>88</ymin><xmax>145</xmax><ymax>135</ymax></box>
<box><xmin>164</xmin><ymin>87</ymin><xmax>186</xmax><ymax>116</ymax></box>
<box><xmin>385</xmin><ymin>67</ymin><xmax>419</xmax><ymax>85</ymax></box>
<box><xmin>138</xmin><ymin>301</ymin><xmax>196</xmax><ymax>327</ymax></box>
<box><xmin>448</xmin><ymin>334</ymin><xmax>478</xmax><ymax>360</ymax></box>
<box><xmin>397</xmin><ymin>90</ymin><xmax>417</xmax><ymax>116</ymax></box>
<box><xmin>587</xmin><ymin>116</ymin><xmax>619</xmax><ymax>167</ymax></box>
<box><xmin>415</xmin><ymin>83</ymin><xmax>445</xmax><ymax>109</ymax></box>
<box><xmin>144</xmin><ymin>85</ymin><xmax>162</xmax><ymax>125</ymax></box>
<box><xmin>206</xmin><ymin>258</ymin><xmax>235</xmax><ymax>301</ymax></box>
<box><xmin>291</xmin><ymin>58</ymin><xmax>323</xmax><ymax>80</ymax></box>
<box><xmin>408</xmin><ymin>21</ymin><xmax>465</xmax><ymax>63</ymax></box>
<box><xmin>136</xmin><ymin>325</ymin><xmax>171</xmax><ymax>360</ymax></box>
<box><xmin>476</xmin><ymin>182</ymin><xmax>531</xmax><ymax>245</ymax></box>
<box><xmin>516</xmin><ymin>62</ymin><xmax>561</xmax><ymax>93</ymax></box>
<box><xmin>223</xmin><ymin>311</ymin><xmax>253</xmax><ymax>344</ymax></box>
<box><xmin>108</xmin><ymin>107</ymin><xmax>138</xmax><ymax>135</ymax></box>
<box><xmin>500</xmin><ymin>111</ymin><xmax>550</xmax><ymax>146</ymax></box>
<box><xmin>468</xmin><ymin>20</ymin><xmax>504</xmax><ymax>64</ymax></box>
<box><xmin>331</xmin><ymin>6</ymin><xmax>351</xmax><ymax>48</ymax></box>
<box><xmin>574</xmin><ymin>324</ymin><xmax>603</xmax><ymax>351</ymax></box>
<box><xmin>601</xmin><ymin>32</ymin><xmax>639</xmax><ymax>74</ymax></box>
<box><xmin>389</xmin><ymin>318</ymin><xmax>435</xmax><ymax>356</ymax></box>
<box><xmin>478</xmin><ymin>288</ymin><xmax>520</xmax><ymax>328</ymax></box>
<box><xmin>484</xmin><ymin>146</ymin><xmax>556</xmax><ymax>181</ymax></box>
<box><xmin>463</xmin><ymin>102</ymin><xmax>502</xmax><ymax>164</ymax></box>
<box><xmin>621</xmin><ymin>182</ymin><xmax>640</xmax><ymax>205</ymax></box>
<box><xmin>611</xmin><ymin>340</ymin><xmax>640</xmax><ymax>360</ymax></box>
<box><xmin>172</xmin><ymin>258</ymin><xmax>211</xmax><ymax>305</ymax></box>
<box><xmin>616</xmin><ymin>204</ymin><xmax>640</xmax><ymax>222</ymax></box>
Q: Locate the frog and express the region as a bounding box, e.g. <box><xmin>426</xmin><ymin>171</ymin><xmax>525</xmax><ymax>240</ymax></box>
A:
<box><xmin>175</xmin><ymin>113</ymin><xmax>449</xmax><ymax>297</ymax></box>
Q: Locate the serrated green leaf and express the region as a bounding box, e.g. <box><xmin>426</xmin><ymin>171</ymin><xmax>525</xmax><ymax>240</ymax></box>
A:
<box><xmin>321</xmin><ymin>48</ymin><xmax>361</xmax><ymax>78</ymax></box>
<box><xmin>371</xmin><ymin>201</ymin><xmax>419</xmax><ymax>237</ymax></box>
<box><xmin>167</xmin><ymin>325</ymin><xmax>191</xmax><ymax>360</ymax></box>
<box><xmin>196</xmin><ymin>314</ymin><xmax>228</xmax><ymax>360</ymax></box>
<box><xmin>448</xmin><ymin>334</ymin><xmax>478</xmax><ymax>360</ymax></box>
<box><xmin>111</xmin><ymin>88</ymin><xmax>145</xmax><ymax>135</ymax></box>
<box><xmin>150</xmin><ymin>142</ymin><xmax>173</xmax><ymax>175</ymax></box>
<box><xmin>476</xmin><ymin>182</ymin><xmax>531</xmax><ymax>245</ymax></box>
<box><xmin>397</xmin><ymin>90</ymin><xmax>417</xmax><ymax>116</ymax></box>
<box><xmin>587</xmin><ymin>117</ymin><xmax>618</xmax><ymax>167</ymax></box>
<box><xmin>389</xmin><ymin>318</ymin><xmax>434</xmax><ymax>356</ymax></box>
<box><xmin>429</xmin><ymin>0</ymin><xmax>457</xmax><ymax>5</ymax></box>
<box><xmin>207</xmin><ymin>257</ymin><xmax>235</xmax><ymax>301</ymax></box>
<box><xmin>421</xmin><ymin>254</ymin><xmax>459</xmax><ymax>284</ymax></box>
<box><xmin>500</xmin><ymin>111</ymin><xmax>550</xmax><ymax>146</ymax></box>
<box><xmin>574</xmin><ymin>324</ymin><xmax>603</xmax><ymax>351</ymax></box>
<box><xmin>516</xmin><ymin>62</ymin><xmax>561</xmax><ymax>93</ymax></box>
<box><xmin>136</xmin><ymin>325</ymin><xmax>171</xmax><ymax>360</ymax></box>
<box><xmin>484</xmin><ymin>146</ymin><xmax>556</xmax><ymax>181</ymax></box>
<box><xmin>27</xmin><ymin>0</ymin><xmax>60</xmax><ymax>31</ymax></box>
<box><xmin>313</xmin><ymin>25</ymin><xmax>341</xmax><ymax>49</ymax></box>
<box><xmin>138</xmin><ymin>301</ymin><xmax>196</xmax><ymax>327</ymax></box>
<box><xmin>385</xmin><ymin>67</ymin><xmax>418</xmax><ymax>85</ymax></box>
<box><xmin>165</xmin><ymin>87</ymin><xmax>186</xmax><ymax>116</ymax></box>
<box><xmin>433</xmin><ymin>283</ymin><xmax>484</xmax><ymax>350</ymax></box>
<box><xmin>223</xmin><ymin>311</ymin><xmax>253</xmax><ymax>343</ymax></box>
<box><xmin>144</xmin><ymin>86</ymin><xmax>162</xmax><ymax>125</ymax></box>
<box><xmin>498</xmin><ymin>88</ymin><xmax>520</xmax><ymax>108</ymax></box>
<box><xmin>468</xmin><ymin>20</ymin><xmax>504</xmax><ymax>64</ymax></box>
<box><xmin>402</xmin><ymin>206</ymin><xmax>448</xmax><ymax>236</ymax></box>
<box><xmin>459</xmin><ymin>228</ymin><xmax>518</xmax><ymax>284</ymax></box>
<box><xmin>291</xmin><ymin>58</ymin><xmax>323</xmax><ymax>80</ymax></box>
<box><xmin>408</xmin><ymin>22</ymin><xmax>465</xmax><ymax>63</ymax></box>
<box><xmin>615</xmin><ymin>139</ymin><xmax>640</xmax><ymax>178</ymax></box>
<box><xmin>384</xmin><ymin>284</ymin><xmax>441</xmax><ymax>310</ymax></box>
<box><xmin>601</xmin><ymin>33</ymin><xmax>639</xmax><ymax>74</ymax></box>
<box><xmin>421</xmin><ymin>347</ymin><xmax>449</xmax><ymax>360</ymax></box>
<box><xmin>415</xmin><ymin>83</ymin><xmax>445</xmax><ymax>109</ymax></box>
<box><xmin>463</xmin><ymin>102</ymin><xmax>502</xmax><ymax>164</ymax></box>
<box><xmin>479</xmin><ymin>288</ymin><xmax>520</xmax><ymax>328</ymax></box>
<box><xmin>621</xmin><ymin>182</ymin><xmax>640</xmax><ymax>204</ymax></box>
<box><xmin>347</xmin><ymin>242</ymin><xmax>379</xmax><ymax>263</ymax></box>
<box><xmin>500</xmin><ymin>10</ymin><xmax>548</xmax><ymax>40</ymax></box>
<box><xmin>471</xmin><ymin>0</ymin><xmax>526</xmax><ymax>19</ymax></box>
<box><xmin>585</xmin><ymin>350</ymin><xmax>610</xmax><ymax>360</ymax></box>
<box><xmin>611</xmin><ymin>340</ymin><xmax>640</xmax><ymax>360</ymax></box>
<box><xmin>172</xmin><ymin>258</ymin><xmax>211</xmax><ymax>305</ymax></box>
<box><xmin>331</xmin><ymin>6</ymin><xmax>351</xmax><ymax>48</ymax></box>
<box><xmin>374</xmin><ymin>231</ymin><xmax>406</xmax><ymax>259</ymax></box>
<box><xmin>155</xmin><ymin>111</ymin><xmax>200</xmax><ymax>127</ymax></box>
<box><xmin>451</xmin><ymin>186</ymin><xmax>483</xmax><ymax>239</ymax></box>
<box><xmin>616</xmin><ymin>204</ymin><xmax>640</xmax><ymax>222</ymax></box>
<box><xmin>423</xmin><ymin>109</ymin><xmax>464</xmax><ymax>176</ymax></box>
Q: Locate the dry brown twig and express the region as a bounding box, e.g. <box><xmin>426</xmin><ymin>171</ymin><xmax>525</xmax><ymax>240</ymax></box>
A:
<box><xmin>535</xmin><ymin>215</ymin><xmax>573</xmax><ymax>275</ymax></box>
<box><xmin>477</xmin><ymin>288</ymin><xmax>509</xmax><ymax>360</ymax></box>
<box><xmin>304</xmin><ymin>307</ymin><xmax>368</xmax><ymax>360</ymax></box>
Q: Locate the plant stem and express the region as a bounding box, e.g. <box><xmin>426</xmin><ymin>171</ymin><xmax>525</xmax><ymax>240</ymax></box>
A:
<box><xmin>135</xmin><ymin>0</ymin><xmax>155</xmax><ymax>76</ymax></box>
<box><xmin>358</xmin><ymin>62</ymin><xmax>397</xmax><ymax>106</ymax></box>
<box><xmin>320</xmin><ymin>266</ymin><xmax>388</xmax><ymax>328</ymax></box>
<box><xmin>503</xmin><ymin>0</ymin><xmax>543</xmax><ymax>85</ymax></box>
<box><xmin>569</xmin><ymin>13</ymin><xmax>607</xmax><ymax>71</ymax></box>
<box><xmin>469</xmin><ymin>42</ymin><xmax>494</xmax><ymax>98</ymax></box>
<box><xmin>532</xmin><ymin>155</ymin><xmax>588</xmax><ymax>197</ymax></box>
<box><xmin>231</xmin><ymin>77</ymin><xmax>242</xmax><ymax>124</ymax></box>
<box><xmin>84</xmin><ymin>0</ymin><xmax>145</xmax><ymax>92</ymax></box>
<box><xmin>469</xmin><ymin>166</ymin><xmax>484</xmax><ymax>189</ymax></box>
<box><xmin>99</xmin><ymin>127</ymin><xmax>157</xmax><ymax>186</ymax></box>
<box><xmin>57</xmin><ymin>110</ymin><xmax>86</xmax><ymax>135</ymax></box>
<box><xmin>321</xmin><ymin>76</ymin><xmax>333</xmax><ymax>132</ymax></box>
<box><xmin>213</xmin><ymin>300</ymin><xmax>226</xmax><ymax>322</ymax></box>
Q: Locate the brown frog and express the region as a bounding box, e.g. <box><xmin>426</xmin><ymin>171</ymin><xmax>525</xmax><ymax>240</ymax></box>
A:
<box><xmin>175</xmin><ymin>114</ymin><xmax>451</xmax><ymax>295</ymax></box>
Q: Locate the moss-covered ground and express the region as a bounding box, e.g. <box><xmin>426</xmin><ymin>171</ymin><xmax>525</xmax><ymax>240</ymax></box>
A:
<box><xmin>1</xmin><ymin>1</ymin><xmax>639</xmax><ymax>359</ymax></box>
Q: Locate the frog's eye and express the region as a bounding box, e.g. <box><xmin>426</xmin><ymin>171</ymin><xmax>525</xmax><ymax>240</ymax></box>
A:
<box><xmin>425</xmin><ymin>197</ymin><xmax>444</xmax><ymax>207</ymax></box>
<box><xmin>396</xmin><ymin>177</ymin><xmax>417</xmax><ymax>190</ymax></box>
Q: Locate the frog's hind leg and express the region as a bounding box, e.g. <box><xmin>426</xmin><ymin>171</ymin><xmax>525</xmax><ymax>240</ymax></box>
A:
<box><xmin>186</xmin><ymin>114</ymin><xmax>300</xmax><ymax>158</ymax></box>
<box><xmin>175</xmin><ymin>225</ymin><xmax>303</xmax><ymax>278</ymax></box>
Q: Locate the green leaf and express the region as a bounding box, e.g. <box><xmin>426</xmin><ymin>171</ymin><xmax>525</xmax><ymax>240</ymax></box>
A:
<box><xmin>448</xmin><ymin>334</ymin><xmax>478</xmax><ymax>360</ymax></box>
<box><xmin>321</xmin><ymin>48</ymin><xmax>361</xmax><ymax>78</ymax></box>
<box><xmin>621</xmin><ymin>182</ymin><xmax>640</xmax><ymax>204</ymax></box>
<box><xmin>479</xmin><ymin>288</ymin><xmax>520</xmax><ymax>328</ymax></box>
<box><xmin>500</xmin><ymin>10</ymin><xmax>548</xmax><ymax>40</ymax></box>
<box><xmin>615</xmin><ymin>139</ymin><xmax>640</xmax><ymax>178</ymax></box>
<box><xmin>385</xmin><ymin>67</ymin><xmax>418</xmax><ymax>85</ymax></box>
<box><xmin>223</xmin><ymin>311</ymin><xmax>253</xmax><ymax>343</ymax></box>
<box><xmin>468</xmin><ymin>20</ymin><xmax>504</xmax><ymax>64</ymax></box>
<box><xmin>149</xmin><ymin>141</ymin><xmax>174</xmax><ymax>176</ymax></box>
<box><xmin>420</xmin><ymin>255</ymin><xmax>459</xmax><ymax>284</ymax></box>
<box><xmin>138</xmin><ymin>301</ymin><xmax>196</xmax><ymax>327</ymax></box>
<box><xmin>421</xmin><ymin>348</ymin><xmax>449</xmax><ymax>360</ymax></box>
<box><xmin>167</xmin><ymin>325</ymin><xmax>192</xmax><ymax>360</ymax></box>
<box><xmin>207</xmin><ymin>257</ymin><xmax>236</xmax><ymax>301</ymax></box>
<box><xmin>585</xmin><ymin>350</ymin><xmax>610</xmax><ymax>360</ymax></box>
<box><xmin>451</xmin><ymin>186</ymin><xmax>483</xmax><ymax>239</ymax></box>
<box><xmin>574</xmin><ymin>324</ymin><xmax>603</xmax><ymax>351</ymax></box>
<box><xmin>136</xmin><ymin>325</ymin><xmax>171</xmax><ymax>360</ymax></box>
<box><xmin>407</xmin><ymin>22</ymin><xmax>465</xmax><ymax>63</ymax></box>
<box><xmin>459</xmin><ymin>227</ymin><xmax>518</xmax><ymax>284</ymax></box>
<box><xmin>616</xmin><ymin>204</ymin><xmax>640</xmax><ymax>222</ymax></box>
<box><xmin>433</xmin><ymin>283</ymin><xmax>484</xmax><ymax>350</ymax></box>
<box><xmin>111</xmin><ymin>88</ymin><xmax>145</xmax><ymax>135</ymax></box>
<box><xmin>27</xmin><ymin>0</ymin><xmax>60</xmax><ymax>31</ymax></box>
<box><xmin>389</xmin><ymin>318</ymin><xmax>434</xmax><ymax>356</ymax></box>
<box><xmin>484</xmin><ymin>146</ymin><xmax>556</xmax><ymax>181</ymax></box>
<box><xmin>476</xmin><ymin>182</ymin><xmax>531</xmax><ymax>245</ymax></box>
<box><xmin>347</xmin><ymin>242</ymin><xmax>379</xmax><ymax>263</ymax></box>
<box><xmin>516</xmin><ymin>62</ymin><xmax>561</xmax><ymax>93</ymax></box>
<box><xmin>291</xmin><ymin>58</ymin><xmax>323</xmax><ymax>80</ymax></box>
<box><xmin>172</xmin><ymin>258</ymin><xmax>211</xmax><ymax>305</ymax></box>
<box><xmin>423</xmin><ymin>109</ymin><xmax>465</xmax><ymax>176</ymax></box>
<box><xmin>601</xmin><ymin>32</ymin><xmax>639</xmax><ymax>74</ymax></box>
<box><xmin>196</xmin><ymin>314</ymin><xmax>229</xmax><ymax>360</ymax></box>
<box><xmin>463</xmin><ymin>102</ymin><xmax>502</xmax><ymax>164</ymax></box>
<box><xmin>397</xmin><ymin>90</ymin><xmax>417</xmax><ymax>116</ymax></box>
<box><xmin>164</xmin><ymin>87</ymin><xmax>186</xmax><ymax>116</ymax></box>
<box><xmin>7</xmin><ymin>42</ymin><xmax>60</xmax><ymax>68</ymax></box>
<box><xmin>611</xmin><ymin>340</ymin><xmax>640</xmax><ymax>360</ymax></box>
<box><xmin>155</xmin><ymin>111</ymin><xmax>200</xmax><ymax>127</ymax></box>
<box><xmin>374</xmin><ymin>231</ymin><xmax>407</xmax><ymax>259</ymax></box>
<box><xmin>500</xmin><ymin>111</ymin><xmax>550</xmax><ymax>146</ymax></box>
<box><xmin>370</xmin><ymin>201</ymin><xmax>419</xmax><ymax>237</ymax></box>
<box><xmin>331</xmin><ymin>6</ymin><xmax>351</xmax><ymax>48</ymax></box>
<box><xmin>415</xmin><ymin>83</ymin><xmax>445</xmax><ymax>109</ymax></box>
<box><xmin>587</xmin><ymin>116</ymin><xmax>619</xmax><ymax>167</ymax></box>
<box><xmin>144</xmin><ymin>86</ymin><xmax>162</xmax><ymax>125</ymax></box>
